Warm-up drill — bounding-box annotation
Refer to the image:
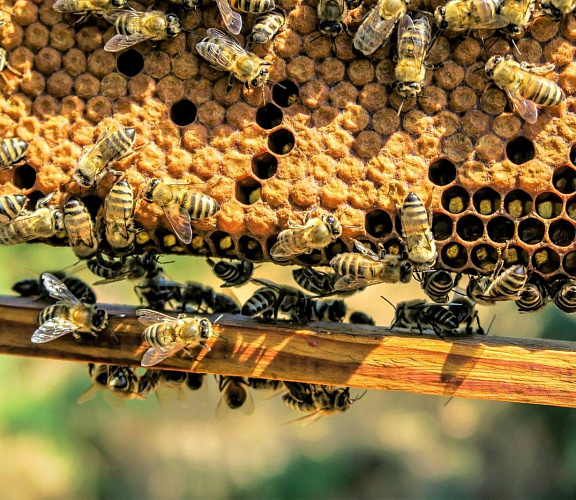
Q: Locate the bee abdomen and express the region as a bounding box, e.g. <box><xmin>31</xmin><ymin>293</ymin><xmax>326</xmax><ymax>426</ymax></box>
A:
<box><xmin>101</xmin><ymin>128</ymin><xmax>136</xmax><ymax>161</ymax></box>
<box><xmin>520</xmin><ymin>75</ymin><xmax>564</xmax><ymax>106</ymax></box>
<box><xmin>0</xmin><ymin>138</ymin><xmax>28</xmax><ymax>170</ymax></box>
<box><xmin>143</xmin><ymin>323</ymin><xmax>176</xmax><ymax>349</ymax></box>
<box><xmin>106</xmin><ymin>179</ymin><xmax>134</xmax><ymax>219</ymax></box>
<box><xmin>231</xmin><ymin>0</ymin><xmax>274</xmax><ymax>13</ymax></box>
<box><xmin>489</xmin><ymin>265</ymin><xmax>528</xmax><ymax>298</ymax></box>
<box><xmin>0</xmin><ymin>194</ymin><xmax>27</xmax><ymax>221</ymax></box>
<box><xmin>242</xmin><ymin>288</ymin><xmax>278</xmax><ymax>316</ymax></box>
<box><xmin>180</xmin><ymin>192</ymin><xmax>219</xmax><ymax>220</ymax></box>
<box><xmin>553</xmin><ymin>281</ymin><xmax>576</xmax><ymax>313</ymax></box>
<box><xmin>38</xmin><ymin>304</ymin><xmax>70</xmax><ymax>324</ymax></box>
<box><xmin>516</xmin><ymin>283</ymin><xmax>547</xmax><ymax>312</ymax></box>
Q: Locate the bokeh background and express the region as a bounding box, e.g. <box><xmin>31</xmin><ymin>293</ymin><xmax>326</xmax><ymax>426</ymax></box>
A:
<box><xmin>1</xmin><ymin>244</ymin><xmax>576</xmax><ymax>499</ymax></box>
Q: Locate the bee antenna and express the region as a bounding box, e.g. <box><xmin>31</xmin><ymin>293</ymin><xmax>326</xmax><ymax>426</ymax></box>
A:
<box><xmin>510</xmin><ymin>39</ymin><xmax>521</xmax><ymax>56</ymax></box>
<box><xmin>269</xmin><ymin>79</ymin><xmax>287</xmax><ymax>90</ymax></box>
<box><xmin>397</xmin><ymin>98</ymin><xmax>405</xmax><ymax>116</ymax></box>
<box><xmin>380</xmin><ymin>295</ymin><xmax>396</xmax><ymax>311</ymax></box>
<box><xmin>443</xmin><ymin>396</ymin><xmax>454</xmax><ymax>406</ymax></box>
<box><xmin>309</xmin><ymin>32</ymin><xmax>325</xmax><ymax>44</ymax></box>
<box><xmin>352</xmin><ymin>390</ymin><xmax>367</xmax><ymax>402</ymax></box>
<box><xmin>486</xmin><ymin>315</ymin><xmax>496</xmax><ymax>335</ymax></box>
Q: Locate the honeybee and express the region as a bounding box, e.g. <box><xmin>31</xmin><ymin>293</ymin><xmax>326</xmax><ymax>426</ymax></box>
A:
<box><xmin>138</xmin><ymin>369</ymin><xmax>162</xmax><ymax>397</ymax></box>
<box><xmin>13</xmin><ymin>271</ymin><xmax>97</xmax><ymax>304</ymax></box>
<box><xmin>196</xmin><ymin>28</ymin><xmax>271</xmax><ymax>94</ymax></box>
<box><xmin>290</xmin><ymin>297</ymin><xmax>347</xmax><ymax>323</ymax></box>
<box><xmin>434</xmin><ymin>0</ymin><xmax>508</xmax><ymax>32</ymax></box>
<box><xmin>0</xmin><ymin>47</ymin><xmax>22</xmax><ymax>83</ymax></box>
<box><xmin>540</xmin><ymin>0</ymin><xmax>575</xmax><ymax>20</ymax></box>
<box><xmin>207</xmin><ymin>258</ymin><xmax>254</xmax><ymax>288</ymax></box>
<box><xmin>154</xmin><ymin>370</ymin><xmax>190</xmax><ymax>407</ymax></box>
<box><xmin>137</xmin><ymin>308</ymin><xmax>217</xmax><ymax>367</ymax></box>
<box><xmin>499</xmin><ymin>0</ymin><xmax>535</xmax><ymax>37</ymax></box>
<box><xmin>101</xmin><ymin>177</ymin><xmax>136</xmax><ymax>254</ymax></box>
<box><xmin>242</xmin><ymin>278</ymin><xmax>304</xmax><ymax>321</ymax></box>
<box><xmin>353</xmin><ymin>0</ymin><xmax>410</xmax><ymax>56</ymax></box>
<box><xmin>31</xmin><ymin>273</ymin><xmax>108</xmax><ymax>343</ymax></box>
<box><xmin>0</xmin><ymin>138</ymin><xmax>28</xmax><ymax>171</ymax></box>
<box><xmin>247</xmin><ymin>377</ymin><xmax>284</xmax><ymax>392</ymax></box>
<box><xmin>349</xmin><ymin>311</ymin><xmax>376</xmax><ymax>325</ymax></box>
<box><xmin>515</xmin><ymin>278</ymin><xmax>548</xmax><ymax>313</ymax></box>
<box><xmin>420</xmin><ymin>270</ymin><xmax>461</xmax><ymax>303</ymax></box>
<box><xmin>0</xmin><ymin>193</ymin><xmax>27</xmax><ymax>224</ymax></box>
<box><xmin>142</xmin><ymin>178</ymin><xmax>220</xmax><ymax>245</ymax></box>
<box><xmin>178</xmin><ymin>281</ymin><xmax>241</xmax><ymax>314</ymax></box>
<box><xmin>292</xmin><ymin>267</ymin><xmax>340</xmax><ymax>296</ymax></box>
<box><xmin>64</xmin><ymin>197</ymin><xmax>98</xmax><ymax>259</ymax></box>
<box><xmin>484</xmin><ymin>56</ymin><xmax>565</xmax><ymax>124</ymax></box>
<box><xmin>104</xmin><ymin>10</ymin><xmax>183</xmax><ymax>52</ymax></box>
<box><xmin>78</xmin><ymin>364</ymin><xmax>144</xmax><ymax>407</ymax></box>
<box><xmin>317</xmin><ymin>0</ymin><xmax>349</xmax><ymax>38</ymax></box>
<box><xmin>52</xmin><ymin>0</ymin><xmax>127</xmax><ymax>20</ymax></box>
<box><xmin>246</xmin><ymin>8</ymin><xmax>285</xmax><ymax>50</ymax></box>
<box><xmin>0</xmin><ymin>195</ymin><xmax>63</xmax><ymax>246</ymax></box>
<box><xmin>467</xmin><ymin>263</ymin><xmax>528</xmax><ymax>305</ymax></box>
<box><xmin>270</xmin><ymin>213</ymin><xmax>343</xmax><ymax>262</ymax></box>
<box><xmin>550</xmin><ymin>279</ymin><xmax>576</xmax><ymax>313</ymax></box>
<box><xmin>330</xmin><ymin>240</ymin><xmax>413</xmax><ymax>291</ymax></box>
<box><xmin>107</xmin><ymin>366</ymin><xmax>143</xmax><ymax>401</ymax></box>
<box><xmin>398</xmin><ymin>192</ymin><xmax>437</xmax><ymax>270</ymax></box>
<box><xmin>215</xmin><ymin>376</ymin><xmax>255</xmax><ymax>420</ymax></box>
<box><xmin>73</xmin><ymin>126</ymin><xmax>136</xmax><ymax>188</ymax></box>
<box><xmin>77</xmin><ymin>363</ymin><xmax>110</xmax><ymax>404</ymax></box>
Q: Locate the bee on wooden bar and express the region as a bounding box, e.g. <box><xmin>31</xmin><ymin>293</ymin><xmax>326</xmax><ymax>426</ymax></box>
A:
<box><xmin>0</xmin><ymin>193</ymin><xmax>27</xmax><ymax>224</ymax></box>
<box><xmin>246</xmin><ymin>8</ymin><xmax>285</xmax><ymax>50</ymax></box>
<box><xmin>349</xmin><ymin>311</ymin><xmax>376</xmax><ymax>325</ymax></box>
<box><xmin>391</xmin><ymin>298</ymin><xmax>459</xmax><ymax>337</ymax></box>
<box><xmin>290</xmin><ymin>297</ymin><xmax>347</xmax><ymax>323</ymax></box>
<box><xmin>467</xmin><ymin>263</ymin><xmax>528</xmax><ymax>305</ymax></box>
<box><xmin>64</xmin><ymin>197</ymin><xmax>98</xmax><ymax>259</ymax></box>
<box><xmin>398</xmin><ymin>192</ymin><xmax>437</xmax><ymax>269</ymax></box>
<box><xmin>207</xmin><ymin>258</ymin><xmax>254</xmax><ymax>288</ymax></box>
<box><xmin>242</xmin><ymin>278</ymin><xmax>304</xmax><ymax>321</ymax></box>
<box><xmin>107</xmin><ymin>366</ymin><xmax>144</xmax><ymax>402</ymax></box>
<box><xmin>178</xmin><ymin>282</ymin><xmax>241</xmax><ymax>314</ymax></box>
<box><xmin>101</xmin><ymin>177</ymin><xmax>136</xmax><ymax>254</ymax></box>
<box><xmin>0</xmin><ymin>138</ymin><xmax>28</xmax><ymax>171</ymax></box>
<box><xmin>13</xmin><ymin>271</ymin><xmax>97</xmax><ymax>304</ymax></box>
<box><xmin>0</xmin><ymin>47</ymin><xmax>22</xmax><ymax>83</ymax></box>
<box><xmin>138</xmin><ymin>369</ymin><xmax>162</xmax><ymax>398</ymax></box>
<box><xmin>292</xmin><ymin>267</ymin><xmax>340</xmax><ymax>296</ymax></box>
<box><xmin>216</xmin><ymin>376</ymin><xmax>255</xmax><ymax>420</ymax></box>
<box><xmin>434</xmin><ymin>0</ymin><xmax>508</xmax><ymax>32</ymax></box>
<box><xmin>247</xmin><ymin>377</ymin><xmax>284</xmax><ymax>392</ymax></box>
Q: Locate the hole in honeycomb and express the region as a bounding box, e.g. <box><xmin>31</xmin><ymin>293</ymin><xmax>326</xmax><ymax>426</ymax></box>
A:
<box><xmin>473</xmin><ymin>187</ymin><xmax>501</xmax><ymax>215</ymax></box>
<box><xmin>471</xmin><ymin>244</ymin><xmax>499</xmax><ymax>271</ymax></box>
<box><xmin>552</xmin><ymin>166</ymin><xmax>576</xmax><ymax>194</ymax></box>
<box><xmin>170</xmin><ymin>99</ymin><xmax>197</xmax><ymax>127</ymax></box>
<box><xmin>567</xmin><ymin>195</ymin><xmax>576</xmax><ymax>221</ymax></box>
<box><xmin>81</xmin><ymin>195</ymin><xmax>103</xmax><ymax>220</ymax></box>
<box><xmin>428</xmin><ymin>159</ymin><xmax>456</xmax><ymax>186</ymax></box>
<box><xmin>384</xmin><ymin>238</ymin><xmax>404</xmax><ymax>257</ymax></box>
<box><xmin>210</xmin><ymin>231</ymin><xmax>235</xmax><ymax>257</ymax></box>
<box><xmin>252</xmin><ymin>152</ymin><xmax>278</xmax><ymax>179</ymax></box>
<box><xmin>505</xmin><ymin>245</ymin><xmax>530</xmax><ymax>267</ymax></box>
<box><xmin>549</xmin><ymin>220</ymin><xmax>575</xmax><ymax>247</ymax></box>
<box><xmin>272</xmin><ymin>80</ymin><xmax>300</xmax><ymax>108</ymax></box>
<box><xmin>25</xmin><ymin>190</ymin><xmax>45</xmax><ymax>210</ymax></box>
<box><xmin>12</xmin><ymin>164</ymin><xmax>36</xmax><ymax>190</ymax></box>
<box><xmin>156</xmin><ymin>229</ymin><xmax>185</xmax><ymax>252</ymax></box>
<box><xmin>506</xmin><ymin>136</ymin><xmax>535</xmax><ymax>165</ymax></box>
<box><xmin>571</xmin><ymin>144</ymin><xmax>576</xmax><ymax>167</ymax></box>
<box><xmin>535</xmin><ymin>192</ymin><xmax>563</xmax><ymax>219</ymax></box>
<box><xmin>441</xmin><ymin>242</ymin><xmax>468</xmax><ymax>269</ymax></box>
<box><xmin>190</xmin><ymin>235</ymin><xmax>210</xmax><ymax>255</ymax></box>
<box><xmin>116</xmin><ymin>49</ymin><xmax>144</xmax><ymax>77</ymax></box>
<box><xmin>239</xmin><ymin>235</ymin><xmax>264</xmax><ymax>261</ymax></box>
<box><xmin>325</xmin><ymin>238</ymin><xmax>347</xmax><ymax>260</ymax></box>
<box><xmin>441</xmin><ymin>186</ymin><xmax>470</xmax><ymax>214</ymax></box>
<box><xmin>456</xmin><ymin>214</ymin><xmax>484</xmax><ymax>241</ymax></box>
<box><xmin>533</xmin><ymin>248</ymin><xmax>560</xmax><ymax>274</ymax></box>
<box><xmin>432</xmin><ymin>213</ymin><xmax>453</xmax><ymax>241</ymax></box>
<box><xmin>235</xmin><ymin>177</ymin><xmax>262</xmax><ymax>205</ymax></box>
<box><xmin>487</xmin><ymin>216</ymin><xmax>514</xmax><ymax>243</ymax></box>
<box><xmin>365</xmin><ymin>210</ymin><xmax>393</xmax><ymax>238</ymax></box>
<box><xmin>504</xmin><ymin>190</ymin><xmax>532</xmax><ymax>217</ymax></box>
<box><xmin>518</xmin><ymin>218</ymin><xmax>545</xmax><ymax>244</ymax></box>
<box><xmin>268</xmin><ymin>128</ymin><xmax>295</xmax><ymax>155</ymax></box>
<box><xmin>563</xmin><ymin>251</ymin><xmax>576</xmax><ymax>276</ymax></box>
<box><xmin>256</xmin><ymin>103</ymin><xmax>283</xmax><ymax>130</ymax></box>
<box><xmin>298</xmin><ymin>250</ymin><xmax>323</xmax><ymax>265</ymax></box>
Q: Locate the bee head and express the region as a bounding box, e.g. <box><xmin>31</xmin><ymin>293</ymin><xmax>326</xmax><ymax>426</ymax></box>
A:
<box><xmin>540</xmin><ymin>1</ymin><xmax>563</xmax><ymax>21</ymax></box>
<box><xmin>397</xmin><ymin>82</ymin><xmax>423</xmax><ymax>98</ymax></box>
<box><xmin>108</xmin><ymin>367</ymin><xmax>131</xmax><ymax>390</ymax></box>
<box><xmin>323</xmin><ymin>214</ymin><xmax>342</xmax><ymax>237</ymax></box>
<box><xmin>166</xmin><ymin>14</ymin><xmax>183</xmax><ymax>37</ymax></box>
<box><xmin>91</xmin><ymin>364</ymin><xmax>109</xmax><ymax>388</ymax></box>
<box><xmin>111</xmin><ymin>0</ymin><xmax>126</xmax><ymax>7</ymax></box>
<box><xmin>92</xmin><ymin>309</ymin><xmax>109</xmax><ymax>331</ymax></box>
<box><xmin>52</xmin><ymin>209</ymin><xmax>65</xmax><ymax>233</ymax></box>
<box><xmin>318</xmin><ymin>20</ymin><xmax>343</xmax><ymax>36</ymax></box>
<box><xmin>400</xmin><ymin>262</ymin><xmax>413</xmax><ymax>283</ymax></box>
<box><xmin>484</xmin><ymin>56</ymin><xmax>502</xmax><ymax>78</ymax></box>
<box><xmin>226</xmin><ymin>384</ymin><xmax>247</xmax><ymax>409</ymax></box>
<box><xmin>198</xmin><ymin>318</ymin><xmax>212</xmax><ymax>340</ymax></box>
<box><xmin>434</xmin><ymin>7</ymin><xmax>448</xmax><ymax>30</ymax></box>
<box><xmin>142</xmin><ymin>179</ymin><xmax>160</xmax><ymax>203</ymax></box>
<box><xmin>251</xmin><ymin>64</ymin><xmax>270</xmax><ymax>87</ymax></box>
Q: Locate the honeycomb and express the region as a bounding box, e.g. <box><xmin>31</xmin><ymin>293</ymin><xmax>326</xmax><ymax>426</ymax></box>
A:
<box><xmin>0</xmin><ymin>0</ymin><xmax>576</xmax><ymax>280</ymax></box>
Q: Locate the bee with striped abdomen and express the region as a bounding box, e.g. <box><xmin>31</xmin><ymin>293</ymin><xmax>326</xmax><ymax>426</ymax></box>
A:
<box><xmin>550</xmin><ymin>279</ymin><xmax>576</xmax><ymax>313</ymax></box>
<box><xmin>467</xmin><ymin>263</ymin><xmax>528</xmax><ymax>305</ymax></box>
<box><xmin>0</xmin><ymin>47</ymin><xmax>22</xmax><ymax>83</ymax></box>
<box><xmin>178</xmin><ymin>281</ymin><xmax>241</xmax><ymax>314</ymax></box>
<box><xmin>420</xmin><ymin>270</ymin><xmax>461</xmax><ymax>303</ymax></box>
<box><xmin>242</xmin><ymin>278</ymin><xmax>304</xmax><ymax>321</ymax></box>
<box><xmin>434</xmin><ymin>0</ymin><xmax>509</xmax><ymax>32</ymax></box>
<box><xmin>247</xmin><ymin>377</ymin><xmax>283</xmax><ymax>392</ymax></box>
<box><xmin>246</xmin><ymin>8</ymin><xmax>285</xmax><ymax>50</ymax></box>
<box><xmin>292</xmin><ymin>267</ymin><xmax>340</xmax><ymax>296</ymax></box>
<box><xmin>13</xmin><ymin>271</ymin><xmax>97</xmax><ymax>304</ymax></box>
<box><xmin>32</xmin><ymin>273</ymin><xmax>108</xmax><ymax>343</ymax></box>
<box><xmin>0</xmin><ymin>138</ymin><xmax>28</xmax><ymax>171</ymax></box>
<box><xmin>142</xmin><ymin>178</ymin><xmax>220</xmax><ymax>245</ymax></box>
<box><xmin>137</xmin><ymin>369</ymin><xmax>161</xmax><ymax>398</ymax></box>
<box><xmin>207</xmin><ymin>258</ymin><xmax>254</xmax><ymax>288</ymax></box>
<box><xmin>52</xmin><ymin>0</ymin><xmax>127</xmax><ymax>21</ymax></box>
<box><xmin>0</xmin><ymin>193</ymin><xmax>27</xmax><ymax>224</ymax></box>
<box><xmin>216</xmin><ymin>376</ymin><xmax>255</xmax><ymax>420</ymax></box>
<box><xmin>317</xmin><ymin>0</ymin><xmax>349</xmax><ymax>38</ymax></box>
<box><xmin>104</xmin><ymin>10</ymin><xmax>183</xmax><ymax>52</ymax></box>
<box><xmin>64</xmin><ymin>197</ymin><xmax>98</xmax><ymax>259</ymax></box>
<box><xmin>540</xmin><ymin>0</ymin><xmax>575</xmax><ymax>20</ymax></box>
<box><xmin>515</xmin><ymin>278</ymin><xmax>548</xmax><ymax>313</ymax></box>
<box><xmin>101</xmin><ymin>177</ymin><xmax>136</xmax><ymax>254</ymax></box>
<box><xmin>391</xmin><ymin>298</ymin><xmax>460</xmax><ymax>337</ymax></box>
<box><xmin>353</xmin><ymin>0</ymin><xmax>410</xmax><ymax>56</ymax></box>
<box><xmin>484</xmin><ymin>56</ymin><xmax>565</xmax><ymax>124</ymax></box>
<box><xmin>398</xmin><ymin>192</ymin><xmax>437</xmax><ymax>270</ymax></box>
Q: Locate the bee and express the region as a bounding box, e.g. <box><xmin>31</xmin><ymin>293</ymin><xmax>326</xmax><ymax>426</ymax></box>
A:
<box><xmin>77</xmin><ymin>363</ymin><xmax>110</xmax><ymax>404</ymax></box>
<box><xmin>0</xmin><ymin>195</ymin><xmax>64</xmax><ymax>246</ymax></box>
<box><xmin>52</xmin><ymin>0</ymin><xmax>127</xmax><ymax>21</ymax></box>
<box><xmin>215</xmin><ymin>376</ymin><xmax>255</xmax><ymax>420</ymax></box>
<box><xmin>448</xmin><ymin>295</ymin><xmax>484</xmax><ymax>335</ymax></box>
<box><xmin>132</xmin><ymin>254</ymin><xmax>185</xmax><ymax>310</ymax></box>
<box><xmin>270</xmin><ymin>213</ymin><xmax>343</xmax><ymax>262</ymax></box>
<box><xmin>207</xmin><ymin>258</ymin><xmax>254</xmax><ymax>288</ymax></box>
<box><xmin>0</xmin><ymin>47</ymin><xmax>22</xmax><ymax>83</ymax></box>
<box><xmin>196</xmin><ymin>28</ymin><xmax>271</xmax><ymax>95</ymax></box>
<box><xmin>540</xmin><ymin>0</ymin><xmax>575</xmax><ymax>20</ymax></box>
<box><xmin>184</xmin><ymin>372</ymin><xmax>209</xmax><ymax>404</ymax></box>
<box><xmin>420</xmin><ymin>270</ymin><xmax>461</xmax><ymax>303</ymax></box>
<box><xmin>317</xmin><ymin>0</ymin><xmax>349</xmax><ymax>38</ymax></box>
<box><xmin>64</xmin><ymin>197</ymin><xmax>98</xmax><ymax>259</ymax></box>
<box><xmin>242</xmin><ymin>278</ymin><xmax>304</xmax><ymax>321</ymax></box>
<box><xmin>484</xmin><ymin>56</ymin><xmax>565</xmax><ymax>125</ymax></box>
<box><xmin>178</xmin><ymin>282</ymin><xmax>241</xmax><ymax>314</ymax></box>
<box><xmin>292</xmin><ymin>267</ymin><xmax>339</xmax><ymax>296</ymax></box>
<box><xmin>246</xmin><ymin>8</ymin><xmax>286</xmax><ymax>50</ymax></box>
<box><xmin>290</xmin><ymin>297</ymin><xmax>347</xmax><ymax>323</ymax></box>
<box><xmin>467</xmin><ymin>263</ymin><xmax>528</xmax><ymax>306</ymax></box>
<box><xmin>398</xmin><ymin>192</ymin><xmax>437</xmax><ymax>270</ymax></box>
<box><xmin>13</xmin><ymin>271</ymin><xmax>97</xmax><ymax>304</ymax></box>
<box><xmin>515</xmin><ymin>278</ymin><xmax>548</xmax><ymax>313</ymax></box>
<box><xmin>107</xmin><ymin>366</ymin><xmax>143</xmax><ymax>400</ymax></box>
<box><xmin>349</xmin><ymin>311</ymin><xmax>376</xmax><ymax>325</ymax></box>
<box><xmin>137</xmin><ymin>308</ymin><xmax>217</xmax><ymax>367</ymax></box>
<box><xmin>142</xmin><ymin>178</ymin><xmax>220</xmax><ymax>245</ymax></box>
<box><xmin>330</xmin><ymin>240</ymin><xmax>413</xmax><ymax>291</ymax></box>
<box><xmin>394</xmin><ymin>15</ymin><xmax>433</xmax><ymax>112</ymax></box>
<box><xmin>434</xmin><ymin>0</ymin><xmax>509</xmax><ymax>32</ymax></box>
<box><xmin>154</xmin><ymin>370</ymin><xmax>190</xmax><ymax>407</ymax></box>
<box><xmin>104</xmin><ymin>10</ymin><xmax>183</xmax><ymax>52</ymax></box>
<box><xmin>31</xmin><ymin>273</ymin><xmax>108</xmax><ymax>343</ymax></box>
<box><xmin>73</xmin><ymin>126</ymin><xmax>136</xmax><ymax>188</ymax></box>
<box><xmin>353</xmin><ymin>0</ymin><xmax>410</xmax><ymax>56</ymax></box>
<box><xmin>78</xmin><ymin>365</ymin><xmax>144</xmax><ymax>407</ymax></box>
<box><xmin>550</xmin><ymin>279</ymin><xmax>576</xmax><ymax>314</ymax></box>
<box><xmin>499</xmin><ymin>0</ymin><xmax>535</xmax><ymax>38</ymax></box>
<box><xmin>138</xmin><ymin>369</ymin><xmax>162</xmax><ymax>397</ymax></box>
<box><xmin>101</xmin><ymin>177</ymin><xmax>136</xmax><ymax>254</ymax></box>
<box><xmin>0</xmin><ymin>138</ymin><xmax>28</xmax><ymax>171</ymax></box>
<box><xmin>0</xmin><ymin>193</ymin><xmax>27</xmax><ymax>224</ymax></box>
<box><xmin>247</xmin><ymin>377</ymin><xmax>284</xmax><ymax>392</ymax></box>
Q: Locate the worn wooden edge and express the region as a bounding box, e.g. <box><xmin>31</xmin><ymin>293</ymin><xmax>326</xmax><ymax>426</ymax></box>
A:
<box><xmin>1</xmin><ymin>295</ymin><xmax>576</xmax><ymax>407</ymax></box>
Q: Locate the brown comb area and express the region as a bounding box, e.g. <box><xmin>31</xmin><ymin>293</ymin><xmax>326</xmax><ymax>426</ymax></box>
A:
<box><xmin>0</xmin><ymin>0</ymin><xmax>575</xmax><ymax>278</ymax></box>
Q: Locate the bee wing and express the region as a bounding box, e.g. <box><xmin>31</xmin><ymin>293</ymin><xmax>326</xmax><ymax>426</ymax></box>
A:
<box><xmin>31</xmin><ymin>318</ymin><xmax>79</xmax><ymax>343</ymax></box>
<box><xmin>102</xmin><ymin>392</ymin><xmax>126</xmax><ymax>410</ymax></box>
<box><xmin>353</xmin><ymin>240</ymin><xmax>380</xmax><ymax>261</ymax></box>
<box><xmin>164</xmin><ymin>205</ymin><xmax>192</xmax><ymax>245</ymax></box>
<box><xmin>506</xmin><ymin>88</ymin><xmax>538</xmax><ymax>124</ymax></box>
<box><xmin>136</xmin><ymin>308</ymin><xmax>178</xmax><ymax>326</ymax></box>
<box><xmin>206</xmin><ymin>28</ymin><xmax>248</xmax><ymax>60</ymax></box>
<box><xmin>92</xmin><ymin>272</ymin><xmax>133</xmax><ymax>286</ymax></box>
<box><xmin>333</xmin><ymin>276</ymin><xmax>373</xmax><ymax>292</ymax></box>
<box><xmin>103</xmin><ymin>8</ymin><xmax>132</xmax><ymax>23</ymax></box>
<box><xmin>188</xmin><ymin>379</ymin><xmax>209</xmax><ymax>406</ymax></box>
<box><xmin>104</xmin><ymin>33</ymin><xmax>152</xmax><ymax>52</ymax></box>
<box><xmin>41</xmin><ymin>273</ymin><xmax>82</xmax><ymax>305</ymax></box>
<box><xmin>241</xmin><ymin>388</ymin><xmax>255</xmax><ymax>416</ymax></box>
<box><xmin>215</xmin><ymin>0</ymin><xmax>242</xmax><ymax>35</ymax></box>
<box><xmin>270</xmin><ymin>240</ymin><xmax>296</xmax><ymax>261</ymax></box>
<box><xmin>77</xmin><ymin>384</ymin><xmax>101</xmax><ymax>404</ymax></box>
<box><xmin>52</xmin><ymin>0</ymin><xmax>77</xmax><ymax>12</ymax></box>
<box><xmin>141</xmin><ymin>343</ymin><xmax>186</xmax><ymax>367</ymax></box>
<box><xmin>284</xmin><ymin>410</ymin><xmax>325</xmax><ymax>426</ymax></box>
<box><xmin>397</xmin><ymin>14</ymin><xmax>430</xmax><ymax>68</ymax></box>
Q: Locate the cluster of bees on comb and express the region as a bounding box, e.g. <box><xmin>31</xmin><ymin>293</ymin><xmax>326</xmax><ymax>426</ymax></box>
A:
<box><xmin>0</xmin><ymin>0</ymin><xmax>575</xmax><ymax>418</ymax></box>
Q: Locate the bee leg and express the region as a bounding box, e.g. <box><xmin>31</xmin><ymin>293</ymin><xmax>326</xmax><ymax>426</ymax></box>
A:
<box><xmin>226</xmin><ymin>74</ymin><xmax>235</xmax><ymax>93</ymax></box>
<box><xmin>199</xmin><ymin>341</ymin><xmax>211</xmax><ymax>352</ymax></box>
<box><xmin>72</xmin><ymin>331</ymin><xmax>83</xmax><ymax>342</ymax></box>
<box><xmin>5</xmin><ymin>62</ymin><xmax>22</xmax><ymax>77</ymax></box>
<box><xmin>73</xmin><ymin>12</ymin><xmax>91</xmax><ymax>26</ymax></box>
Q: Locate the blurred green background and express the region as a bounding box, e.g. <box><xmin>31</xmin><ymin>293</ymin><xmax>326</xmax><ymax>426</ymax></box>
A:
<box><xmin>1</xmin><ymin>244</ymin><xmax>576</xmax><ymax>499</ymax></box>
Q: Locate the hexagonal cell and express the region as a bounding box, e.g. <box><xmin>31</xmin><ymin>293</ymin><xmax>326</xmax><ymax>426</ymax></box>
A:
<box><xmin>365</xmin><ymin>209</ymin><xmax>393</xmax><ymax>238</ymax></box>
<box><xmin>441</xmin><ymin>185</ymin><xmax>470</xmax><ymax>214</ymax></box>
<box><xmin>441</xmin><ymin>242</ymin><xmax>468</xmax><ymax>269</ymax></box>
<box><xmin>298</xmin><ymin>250</ymin><xmax>323</xmax><ymax>265</ymax></box>
<box><xmin>535</xmin><ymin>192</ymin><xmax>562</xmax><ymax>219</ymax></box>
<box><xmin>156</xmin><ymin>229</ymin><xmax>186</xmax><ymax>253</ymax></box>
<box><xmin>571</xmin><ymin>143</ymin><xmax>576</xmax><ymax>167</ymax></box>
<box><xmin>473</xmin><ymin>187</ymin><xmax>501</xmax><ymax>215</ymax></box>
<box><xmin>325</xmin><ymin>238</ymin><xmax>348</xmax><ymax>260</ymax></box>
<box><xmin>518</xmin><ymin>218</ymin><xmax>545</xmax><ymax>244</ymax></box>
<box><xmin>256</xmin><ymin>103</ymin><xmax>283</xmax><ymax>130</ymax></box>
<box><xmin>190</xmin><ymin>234</ymin><xmax>211</xmax><ymax>255</ymax></box>
<box><xmin>506</xmin><ymin>136</ymin><xmax>535</xmax><ymax>165</ymax></box>
<box><xmin>504</xmin><ymin>245</ymin><xmax>529</xmax><ymax>267</ymax></box>
<box><xmin>432</xmin><ymin>213</ymin><xmax>453</xmax><ymax>241</ymax></box>
<box><xmin>116</xmin><ymin>49</ymin><xmax>144</xmax><ymax>77</ymax></box>
<box><xmin>235</xmin><ymin>177</ymin><xmax>262</xmax><ymax>205</ymax></box>
<box><xmin>471</xmin><ymin>244</ymin><xmax>499</xmax><ymax>271</ymax></box>
<box><xmin>532</xmin><ymin>248</ymin><xmax>560</xmax><ymax>274</ymax></box>
<box><xmin>170</xmin><ymin>99</ymin><xmax>197</xmax><ymax>126</ymax></box>
<box><xmin>239</xmin><ymin>235</ymin><xmax>264</xmax><ymax>261</ymax></box>
<box><xmin>456</xmin><ymin>214</ymin><xmax>484</xmax><ymax>241</ymax></box>
<box><xmin>252</xmin><ymin>152</ymin><xmax>278</xmax><ymax>179</ymax></box>
<box><xmin>428</xmin><ymin>158</ymin><xmax>456</xmax><ymax>186</ymax></box>
<box><xmin>548</xmin><ymin>219</ymin><xmax>575</xmax><ymax>247</ymax></box>
<box><xmin>552</xmin><ymin>166</ymin><xmax>576</xmax><ymax>194</ymax></box>
<box><xmin>383</xmin><ymin>238</ymin><xmax>404</xmax><ymax>257</ymax></box>
<box><xmin>504</xmin><ymin>189</ymin><xmax>532</xmax><ymax>218</ymax></box>
<box><xmin>81</xmin><ymin>194</ymin><xmax>103</xmax><ymax>220</ymax></box>
<box><xmin>268</xmin><ymin>128</ymin><xmax>295</xmax><ymax>155</ymax></box>
<box><xmin>272</xmin><ymin>80</ymin><xmax>300</xmax><ymax>108</ymax></box>
<box><xmin>563</xmin><ymin>251</ymin><xmax>576</xmax><ymax>276</ymax></box>
<box><xmin>25</xmin><ymin>190</ymin><xmax>45</xmax><ymax>210</ymax></box>
<box><xmin>487</xmin><ymin>216</ymin><xmax>514</xmax><ymax>243</ymax></box>
<box><xmin>210</xmin><ymin>231</ymin><xmax>236</xmax><ymax>257</ymax></box>
<box><xmin>12</xmin><ymin>164</ymin><xmax>36</xmax><ymax>190</ymax></box>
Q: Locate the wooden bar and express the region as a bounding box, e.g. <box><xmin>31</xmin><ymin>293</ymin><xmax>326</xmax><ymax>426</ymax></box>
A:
<box><xmin>1</xmin><ymin>295</ymin><xmax>576</xmax><ymax>407</ymax></box>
